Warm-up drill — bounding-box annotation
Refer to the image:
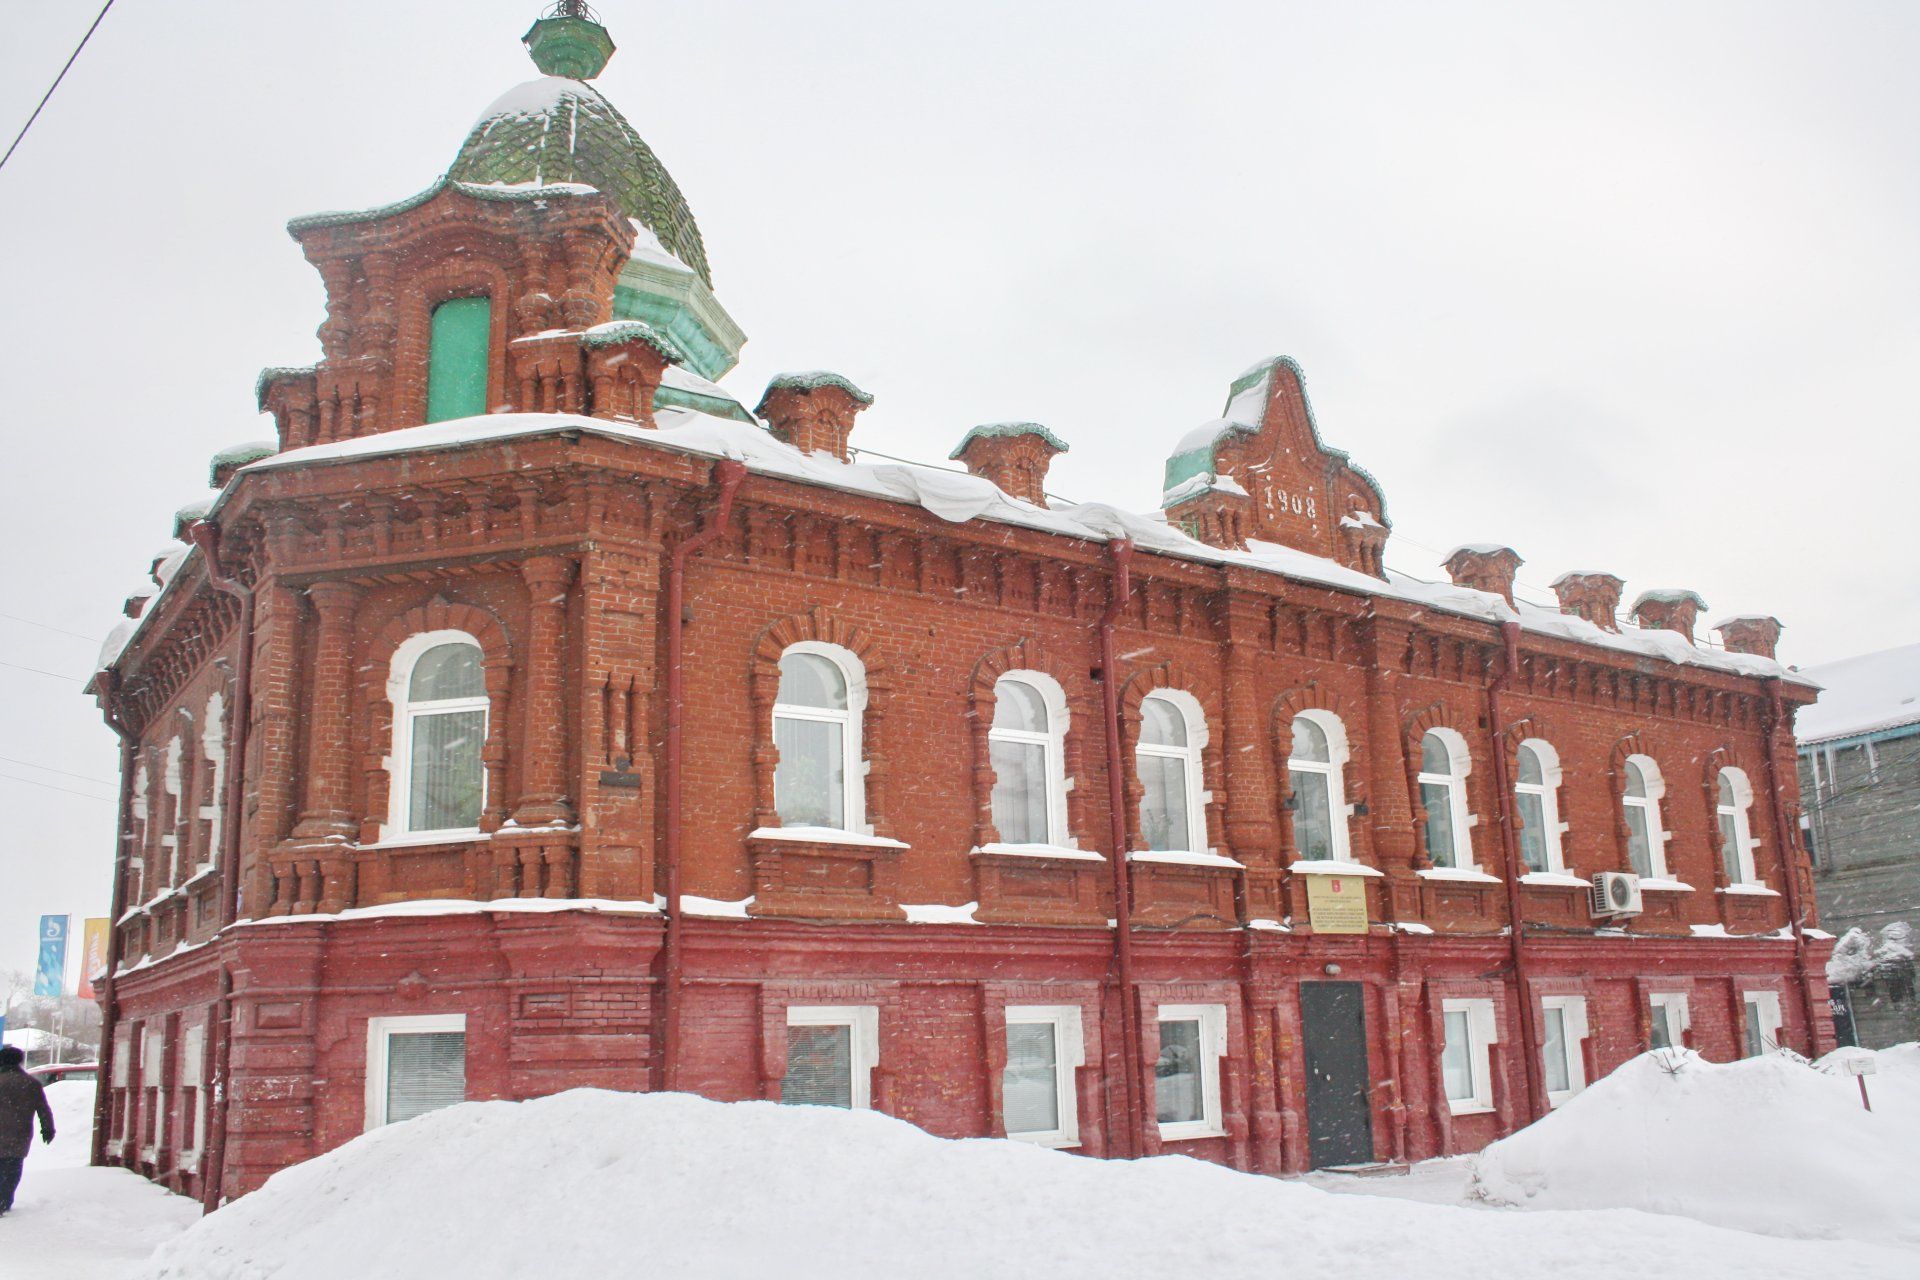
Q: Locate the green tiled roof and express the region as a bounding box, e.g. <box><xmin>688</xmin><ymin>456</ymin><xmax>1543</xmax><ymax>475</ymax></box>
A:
<box><xmin>755</xmin><ymin>371</ymin><xmax>874</xmax><ymax>414</ymax></box>
<box><xmin>448</xmin><ymin>73</ymin><xmax>711</xmax><ymax>287</ymax></box>
<box><xmin>948</xmin><ymin>422</ymin><xmax>1070</xmax><ymax>459</ymax></box>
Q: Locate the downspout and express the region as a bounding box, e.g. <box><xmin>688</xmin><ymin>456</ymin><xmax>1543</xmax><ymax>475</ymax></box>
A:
<box><xmin>660</xmin><ymin>459</ymin><xmax>746</xmax><ymax>1093</ymax></box>
<box><xmin>1762</xmin><ymin>677</ymin><xmax>1818</xmax><ymax>1053</ymax></box>
<box><xmin>1487</xmin><ymin>620</ymin><xmax>1544</xmax><ymax>1122</ymax></box>
<box><xmin>1096</xmin><ymin>539</ymin><xmax>1143</xmax><ymax>1157</ymax></box>
<box><xmin>91</xmin><ymin>704</ymin><xmax>136</xmax><ymax>1170</ymax></box>
<box><xmin>189</xmin><ymin>520</ymin><xmax>256</xmax><ymax>1212</ymax></box>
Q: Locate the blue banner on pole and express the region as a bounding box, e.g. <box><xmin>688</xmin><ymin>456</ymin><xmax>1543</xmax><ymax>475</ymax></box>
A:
<box><xmin>34</xmin><ymin>914</ymin><xmax>69</xmax><ymax>998</ymax></box>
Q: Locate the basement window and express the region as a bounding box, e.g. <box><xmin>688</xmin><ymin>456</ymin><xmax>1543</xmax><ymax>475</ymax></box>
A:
<box><xmin>365</xmin><ymin>1013</ymin><xmax>467</xmax><ymax>1129</ymax></box>
<box><xmin>782</xmin><ymin>1006</ymin><xmax>878</xmax><ymax>1110</ymax></box>
<box><xmin>1154</xmin><ymin>1003</ymin><xmax>1226</xmax><ymax>1141</ymax></box>
<box><xmin>1440</xmin><ymin>997</ymin><xmax>1496</xmax><ymax>1115</ymax></box>
<box><xmin>1002</xmin><ymin>1005</ymin><xmax>1083</xmax><ymax>1147</ymax></box>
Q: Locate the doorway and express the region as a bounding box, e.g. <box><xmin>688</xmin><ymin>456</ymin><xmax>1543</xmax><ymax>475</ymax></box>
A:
<box><xmin>1300</xmin><ymin>981</ymin><xmax>1374</xmax><ymax>1168</ymax></box>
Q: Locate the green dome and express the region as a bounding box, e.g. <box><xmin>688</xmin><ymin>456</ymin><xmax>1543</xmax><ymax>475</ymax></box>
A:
<box><xmin>447</xmin><ymin>18</ymin><xmax>712</xmax><ymax>287</ymax></box>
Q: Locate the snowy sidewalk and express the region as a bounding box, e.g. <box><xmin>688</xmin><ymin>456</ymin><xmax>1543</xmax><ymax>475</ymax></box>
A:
<box><xmin>0</xmin><ymin>1082</ymin><xmax>198</xmax><ymax>1280</ymax></box>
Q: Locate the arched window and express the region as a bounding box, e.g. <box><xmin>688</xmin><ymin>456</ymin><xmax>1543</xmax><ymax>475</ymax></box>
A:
<box><xmin>1716</xmin><ymin>767</ymin><xmax>1757</xmax><ymax>885</ymax></box>
<box><xmin>1622</xmin><ymin>755</ymin><xmax>1667</xmax><ymax>878</ymax></box>
<box><xmin>1417</xmin><ymin>729</ymin><xmax>1474</xmax><ymax>869</ymax></box>
<box><xmin>425</xmin><ymin>296</ymin><xmax>492</xmax><ymax>423</ymax></box>
<box><xmin>989</xmin><ymin>673</ymin><xmax>1068</xmax><ymax>846</ymax></box>
<box><xmin>1287</xmin><ymin>711</ymin><xmax>1350</xmax><ymax>862</ymax></box>
<box><xmin>774</xmin><ymin>644</ymin><xmax>865</xmax><ymax>832</ymax></box>
<box><xmin>389</xmin><ymin>633</ymin><xmax>488</xmax><ymax>837</ymax></box>
<box><xmin>1136</xmin><ymin>692</ymin><xmax>1207</xmax><ymax>854</ymax></box>
<box><xmin>1513</xmin><ymin>739</ymin><xmax>1566</xmax><ymax>874</ymax></box>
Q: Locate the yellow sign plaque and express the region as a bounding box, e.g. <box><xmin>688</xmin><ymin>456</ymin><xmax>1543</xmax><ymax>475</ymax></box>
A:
<box><xmin>1305</xmin><ymin>873</ymin><xmax>1370</xmax><ymax>934</ymax></box>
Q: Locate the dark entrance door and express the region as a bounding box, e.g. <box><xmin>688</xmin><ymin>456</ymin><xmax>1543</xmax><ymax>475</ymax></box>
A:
<box><xmin>1300</xmin><ymin>981</ymin><xmax>1374</xmax><ymax>1168</ymax></box>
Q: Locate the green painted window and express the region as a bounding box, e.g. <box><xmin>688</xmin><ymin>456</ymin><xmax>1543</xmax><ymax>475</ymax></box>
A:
<box><xmin>425</xmin><ymin>296</ymin><xmax>492</xmax><ymax>423</ymax></box>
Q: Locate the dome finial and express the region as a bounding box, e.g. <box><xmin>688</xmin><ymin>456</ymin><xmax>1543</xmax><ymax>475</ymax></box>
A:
<box><xmin>524</xmin><ymin>2</ymin><xmax>616</xmax><ymax>80</ymax></box>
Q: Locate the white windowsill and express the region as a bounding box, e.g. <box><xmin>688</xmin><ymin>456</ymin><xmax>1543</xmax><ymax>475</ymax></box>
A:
<box><xmin>1128</xmin><ymin>850</ymin><xmax>1243</xmax><ymax>869</ymax></box>
<box><xmin>1287</xmin><ymin>859</ymin><xmax>1382</xmax><ymax>877</ymax></box>
<box><xmin>362</xmin><ymin>829</ymin><xmax>489</xmax><ymax>850</ymax></box>
<box><xmin>1157</xmin><ymin>1123</ymin><xmax>1227</xmax><ymax>1142</ymax></box>
<box><xmin>1719</xmin><ymin>883</ymin><xmax>1780</xmax><ymax>897</ymax></box>
<box><xmin>748</xmin><ymin>826</ymin><xmax>909</xmax><ymax>849</ymax></box>
<box><xmin>1446</xmin><ymin>1099</ymin><xmax>1494</xmax><ymax>1117</ymax></box>
<box><xmin>974</xmin><ymin>842</ymin><xmax>1103</xmax><ymax>862</ymax></box>
<box><xmin>1638</xmin><ymin>877</ymin><xmax>1695</xmax><ymax>893</ymax></box>
<box><xmin>1519</xmin><ymin>871</ymin><xmax>1590</xmax><ymax>888</ymax></box>
<box><xmin>1417</xmin><ymin>867</ymin><xmax>1501</xmax><ymax>884</ymax></box>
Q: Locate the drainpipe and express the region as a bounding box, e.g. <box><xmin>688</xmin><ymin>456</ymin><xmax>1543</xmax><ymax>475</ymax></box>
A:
<box><xmin>189</xmin><ymin>520</ymin><xmax>256</xmax><ymax>1211</ymax></box>
<box><xmin>1096</xmin><ymin>538</ymin><xmax>1143</xmax><ymax>1157</ymax></box>
<box><xmin>660</xmin><ymin>459</ymin><xmax>747</xmax><ymax>1093</ymax></box>
<box><xmin>91</xmin><ymin>702</ymin><xmax>136</xmax><ymax>1170</ymax></box>
<box><xmin>1487</xmin><ymin>620</ymin><xmax>1545</xmax><ymax>1122</ymax></box>
<box><xmin>1762</xmin><ymin>677</ymin><xmax>1818</xmax><ymax>1053</ymax></box>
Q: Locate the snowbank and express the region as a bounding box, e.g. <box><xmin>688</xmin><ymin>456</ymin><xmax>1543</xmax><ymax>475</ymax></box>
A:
<box><xmin>1469</xmin><ymin>1048</ymin><xmax>1920</xmax><ymax>1245</ymax></box>
<box><xmin>134</xmin><ymin>1089</ymin><xmax>1912</xmax><ymax>1280</ymax></box>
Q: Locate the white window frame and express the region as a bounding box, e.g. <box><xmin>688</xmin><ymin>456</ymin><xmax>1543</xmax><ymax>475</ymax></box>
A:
<box><xmin>140</xmin><ymin>1025</ymin><xmax>166</xmax><ymax>1160</ymax></box>
<box><xmin>1287</xmin><ymin>709</ymin><xmax>1353</xmax><ymax>863</ymax></box>
<box><xmin>177</xmin><ymin>1023</ymin><xmax>206</xmax><ymax>1169</ymax></box>
<box><xmin>1716</xmin><ymin>767</ymin><xmax>1761</xmax><ymax>886</ymax></box>
<box><xmin>1742</xmin><ymin>990</ymin><xmax>1782</xmax><ymax>1058</ymax></box>
<box><xmin>1417</xmin><ymin>728</ymin><xmax>1477</xmax><ymax>870</ymax></box>
<box><xmin>988</xmin><ymin>672</ymin><xmax>1072</xmax><ymax>848</ymax></box>
<box><xmin>383</xmin><ymin>630</ymin><xmax>489</xmax><ymax>841</ymax></box>
<box><xmin>1002</xmin><ymin>1004</ymin><xmax>1085</xmax><ymax>1148</ymax></box>
<box><xmin>1648</xmin><ymin>992</ymin><xmax>1690</xmax><ymax>1051</ymax></box>
<box><xmin>783</xmin><ymin>1005</ymin><xmax>880</xmax><ymax>1111</ymax></box>
<box><xmin>364</xmin><ymin>1012</ymin><xmax>467</xmax><ymax>1130</ymax></box>
<box><xmin>1440</xmin><ymin>997</ymin><xmax>1498</xmax><ymax>1115</ymax></box>
<box><xmin>1538</xmin><ymin>995</ymin><xmax>1589</xmax><ymax>1107</ymax></box>
<box><xmin>1154</xmin><ymin>1002</ymin><xmax>1227</xmax><ymax>1141</ymax></box>
<box><xmin>1135</xmin><ymin>690</ymin><xmax>1211</xmax><ymax>856</ymax></box>
<box><xmin>1621</xmin><ymin>754</ymin><xmax>1670</xmax><ymax>879</ymax></box>
<box><xmin>1513</xmin><ymin>738</ymin><xmax>1568</xmax><ymax>874</ymax></box>
<box><xmin>772</xmin><ymin>641</ymin><xmax>870</xmax><ymax>835</ymax></box>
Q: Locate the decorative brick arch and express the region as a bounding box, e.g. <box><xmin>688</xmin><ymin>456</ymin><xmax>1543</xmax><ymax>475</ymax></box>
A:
<box><xmin>1607</xmin><ymin>731</ymin><xmax>1674</xmax><ymax>877</ymax></box>
<box><xmin>1402</xmin><ymin>701</ymin><xmax>1479</xmax><ymax>869</ymax></box>
<box><xmin>1117</xmin><ymin>661</ymin><xmax>1225</xmax><ymax>854</ymax></box>
<box><xmin>1271</xmin><ymin>682</ymin><xmax>1362</xmax><ymax>860</ymax></box>
<box><xmin>965</xmin><ymin>639</ymin><xmax>1091</xmax><ymax>848</ymax></box>
<box><xmin>361</xmin><ymin>596</ymin><xmax>515</xmax><ymax>841</ymax></box>
<box><xmin>750</xmin><ymin>606</ymin><xmax>895</xmax><ymax>838</ymax></box>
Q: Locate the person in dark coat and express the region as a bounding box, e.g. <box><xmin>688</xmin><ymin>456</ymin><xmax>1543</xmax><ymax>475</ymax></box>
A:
<box><xmin>0</xmin><ymin>1045</ymin><xmax>56</xmax><ymax>1216</ymax></box>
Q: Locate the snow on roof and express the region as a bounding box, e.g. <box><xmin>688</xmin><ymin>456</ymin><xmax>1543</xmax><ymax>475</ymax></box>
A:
<box><xmin>1161</xmin><ymin>471</ymin><xmax>1249</xmax><ymax>507</ymax></box>
<box><xmin>472</xmin><ymin>74</ymin><xmax>611</xmax><ymax>127</ymax></box>
<box><xmin>210</xmin><ymin>441</ymin><xmax>277</xmax><ymax>486</ymax></box>
<box><xmin>190</xmin><ymin>410</ymin><xmax>1803</xmax><ymax>685</ymax></box>
<box><xmin>1549</xmin><ymin>569</ymin><xmax>1622</xmax><ymax>587</ymax></box>
<box><xmin>1445</xmin><ymin>543</ymin><xmax>1519</xmax><ymax>561</ymax></box>
<box><xmin>625</xmin><ymin>218</ymin><xmax>695</xmax><ymax>276</ymax></box>
<box><xmin>1632</xmin><ymin>588</ymin><xmax>1708</xmax><ymax>610</ymax></box>
<box><xmin>756</xmin><ymin>371</ymin><xmax>874</xmax><ymax>409</ymax></box>
<box><xmin>579</xmin><ymin>319</ymin><xmax>685</xmax><ymax>363</ymax></box>
<box><xmin>947</xmin><ymin>422</ymin><xmax>1070</xmax><ymax>459</ymax></box>
<box><xmin>1793</xmin><ymin>641</ymin><xmax>1920</xmax><ymax>745</ymax></box>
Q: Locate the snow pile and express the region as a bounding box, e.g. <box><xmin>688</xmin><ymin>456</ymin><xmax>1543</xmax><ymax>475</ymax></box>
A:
<box><xmin>1829</xmin><ymin>923</ymin><xmax>1918</xmax><ymax>987</ymax></box>
<box><xmin>135</xmin><ymin>1089</ymin><xmax>1913</xmax><ymax>1280</ymax></box>
<box><xmin>1469</xmin><ymin>1048</ymin><xmax>1920</xmax><ymax>1245</ymax></box>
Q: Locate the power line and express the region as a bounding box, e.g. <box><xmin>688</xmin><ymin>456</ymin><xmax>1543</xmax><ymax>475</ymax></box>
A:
<box><xmin>0</xmin><ymin>0</ymin><xmax>117</xmax><ymax>175</ymax></box>
<box><xmin>0</xmin><ymin>658</ymin><xmax>86</xmax><ymax>683</ymax></box>
<box><xmin>0</xmin><ymin>610</ymin><xmax>101</xmax><ymax>645</ymax></box>
<box><xmin>0</xmin><ymin>754</ymin><xmax>115</xmax><ymax>786</ymax></box>
<box><xmin>0</xmin><ymin>770</ymin><xmax>115</xmax><ymax>804</ymax></box>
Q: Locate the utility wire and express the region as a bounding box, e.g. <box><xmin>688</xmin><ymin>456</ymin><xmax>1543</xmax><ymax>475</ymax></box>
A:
<box><xmin>0</xmin><ymin>610</ymin><xmax>101</xmax><ymax>645</ymax></box>
<box><xmin>0</xmin><ymin>658</ymin><xmax>86</xmax><ymax>683</ymax></box>
<box><xmin>0</xmin><ymin>770</ymin><xmax>115</xmax><ymax>804</ymax></box>
<box><xmin>0</xmin><ymin>754</ymin><xmax>115</xmax><ymax>786</ymax></box>
<box><xmin>0</xmin><ymin>0</ymin><xmax>117</xmax><ymax>175</ymax></box>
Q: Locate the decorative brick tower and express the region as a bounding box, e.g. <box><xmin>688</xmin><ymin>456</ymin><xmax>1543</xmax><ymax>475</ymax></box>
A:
<box><xmin>1443</xmin><ymin>545</ymin><xmax>1523</xmax><ymax>606</ymax></box>
<box><xmin>949</xmin><ymin>423</ymin><xmax>1069</xmax><ymax>504</ymax></box>
<box><xmin>755</xmin><ymin>372</ymin><xmax>873</xmax><ymax>460</ymax></box>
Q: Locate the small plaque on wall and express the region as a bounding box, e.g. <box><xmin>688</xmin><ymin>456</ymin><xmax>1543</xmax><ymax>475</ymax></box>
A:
<box><xmin>1305</xmin><ymin>874</ymin><xmax>1370</xmax><ymax>934</ymax></box>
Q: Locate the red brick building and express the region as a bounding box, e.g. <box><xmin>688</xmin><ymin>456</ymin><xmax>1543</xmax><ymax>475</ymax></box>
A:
<box><xmin>90</xmin><ymin>5</ymin><xmax>1832</xmax><ymax>1209</ymax></box>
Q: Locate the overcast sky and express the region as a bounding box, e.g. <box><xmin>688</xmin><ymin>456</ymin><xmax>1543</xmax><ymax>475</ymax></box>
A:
<box><xmin>1</xmin><ymin>1</ymin><xmax>1914</xmax><ymax>976</ymax></box>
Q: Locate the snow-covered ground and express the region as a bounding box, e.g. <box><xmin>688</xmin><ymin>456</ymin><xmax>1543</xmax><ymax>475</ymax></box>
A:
<box><xmin>131</xmin><ymin>1050</ymin><xmax>1918</xmax><ymax>1280</ymax></box>
<box><xmin>0</xmin><ymin>1081</ymin><xmax>198</xmax><ymax>1280</ymax></box>
<box><xmin>12</xmin><ymin>1049</ymin><xmax>1918</xmax><ymax>1278</ymax></box>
